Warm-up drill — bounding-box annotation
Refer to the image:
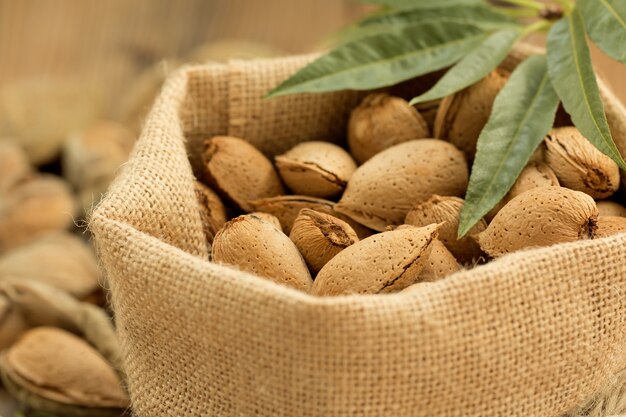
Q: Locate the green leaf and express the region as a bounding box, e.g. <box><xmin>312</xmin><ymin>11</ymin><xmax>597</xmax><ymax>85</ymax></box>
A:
<box><xmin>578</xmin><ymin>0</ymin><xmax>626</xmax><ymax>65</ymax></box>
<box><xmin>458</xmin><ymin>55</ymin><xmax>559</xmax><ymax>237</ymax></box>
<box><xmin>410</xmin><ymin>29</ymin><xmax>519</xmax><ymax>105</ymax></box>
<box><xmin>267</xmin><ymin>22</ymin><xmax>487</xmax><ymax>97</ymax></box>
<box><xmin>547</xmin><ymin>10</ymin><xmax>626</xmax><ymax>169</ymax></box>
<box><xmin>356</xmin><ymin>0</ymin><xmax>482</xmax><ymax>8</ymax></box>
<box><xmin>360</xmin><ymin>4</ymin><xmax>518</xmax><ymax>31</ymax></box>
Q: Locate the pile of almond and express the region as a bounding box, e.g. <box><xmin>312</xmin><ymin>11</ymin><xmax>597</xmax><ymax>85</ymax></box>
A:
<box><xmin>199</xmin><ymin>73</ymin><xmax>626</xmax><ymax>296</ymax></box>
<box><xmin>0</xmin><ymin>112</ymin><xmax>133</xmax><ymax>416</ymax></box>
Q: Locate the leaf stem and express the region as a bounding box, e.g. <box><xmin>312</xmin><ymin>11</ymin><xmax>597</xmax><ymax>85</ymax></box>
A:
<box><xmin>499</xmin><ymin>0</ymin><xmax>544</xmax><ymax>11</ymax></box>
<box><xmin>522</xmin><ymin>19</ymin><xmax>552</xmax><ymax>35</ymax></box>
<box><xmin>492</xmin><ymin>5</ymin><xmax>537</xmax><ymax>17</ymax></box>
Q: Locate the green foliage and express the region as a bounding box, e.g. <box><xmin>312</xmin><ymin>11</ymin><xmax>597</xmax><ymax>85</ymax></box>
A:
<box><xmin>459</xmin><ymin>55</ymin><xmax>559</xmax><ymax>237</ymax></box>
<box><xmin>268</xmin><ymin>0</ymin><xmax>626</xmax><ymax>234</ymax></box>
<box><xmin>547</xmin><ymin>10</ymin><xmax>626</xmax><ymax>169</ymax></box>
<box><xmin>410</xmin><ymin>29</ymin><xmax>520</xmax><ymax>105</ymax></box>
<box><xmin>267</xmin><ymin>22</ymin><xmax>487</xmax><ymax>97</ymax></box>
<box><xmin>578</xmin><ymin>0</ymin><xmax>626</xmax><ymax>65</ymax></box>
<box><xmin>360</xmin><ymin>4</ymin><xmax>518</xmax><ymax>31</ymax></box>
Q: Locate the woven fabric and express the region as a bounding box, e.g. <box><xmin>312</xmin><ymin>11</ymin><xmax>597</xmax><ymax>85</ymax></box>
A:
<box><xmin>90</xmin><ymin>44</ymin><xmax>626</xmax><ymax>417</ymax></box>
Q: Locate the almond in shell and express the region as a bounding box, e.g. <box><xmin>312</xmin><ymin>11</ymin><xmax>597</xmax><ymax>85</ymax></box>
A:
<box><xmin>418</xmin><ymin>238</ymin><xmax>460</xmax><ymax>282</ymax></box>
<box><xmin>275</xmin><ymin>141</ymin><xmax>357</xmax><ymax>198</ymax></box>
<box><xmin>336</xmin><ymin>139</ymin><xmax>468</xmax><ymax>231</ymax></box>
<box><xmin>194</xmin><ymin>181</ymin><xmax>227</xmax><ymax>248</ymax></box>
<box><xmin>545</xmin><ymin>127</ymin><xmax>620</xmax><ymax>199</ymax></box>
<box><xmin>0</xmin><ymin>327</ymin><xmax>128</xmax><ymax>417</ymax></box>
<box><xmin>249</xmin><ymin>195</ymin><xmax>373</xmax><ymax>238</ymax></box>
<box><xmin>0</xmin><ymin>232</ymin><xmax>101</xmax><ymax>301</ymax></box>
<box><xmin>434</xmin><ymin>69</ymin><xmax>508</xmax><ymax>163</ymax></box>
<box><xmin>405</xmin><ymin>195</ymin><xmax>486</xmax><ymax>263</ymax></box>
<box><xmin>62</xmin><ymin>121</ymin><xmax>135</xmax><ymax>214</ymax></box>
<box><xmin>476</xmin><ymin>187</ymin><xmax>598</xmax><ymax>257</ymax></box>
<box><xmin>348</xmin><ymin>93</ymin><xmax>430</xmax><ymax>164</ymax></box>
<box><xmin>596</xmin><ymin>201</ymin><xmax>626</xmax><ymax>217</ymax></box>
<box><xmin>0</xmin><ymin>140</ymin><xmax>32</xmax><ymax>194</ymax></box>
<box><xmin>486</xmin><ymin>162</ymin><xmax>560</xmax><ymax>222</ymax></box>
<box><xmin>212</xmin><ymin>214</ymin><xmax>312</xmax><ymax>291</ymax></box>
<box><xmin>595</xmin><ymin>216</ymin><xmax>626</xmax><ymax>238</ymax></box>
<box><xmin>202</xmin><ymin>136</ymin><xmax>284</xmax><ymax>212</ymax></box>
<box><xmin>249</xmin><ymin>212</ymin><xmax>282</xmax><ymax>230</ymax></box>
<box><xmin>289</xmin><ymin>209</ymin><xmax>358</xmax><ymax>275</ymax></box>
<box><xmin>312</xmin><ymin>223</ymin><xmax>440</xmax><ymax>296</ymax></box>
<box><xmin>0</xmin><ymin>175</ymin><xmax>77</xmax><ymax>253</ymax></box>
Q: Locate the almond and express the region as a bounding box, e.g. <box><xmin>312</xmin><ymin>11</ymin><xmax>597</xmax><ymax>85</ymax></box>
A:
<box><xmin>348</xmin><ymin>93</ymin><xmax>429</xmax><ymax>164</ymax></box>
<box><xmin>212</xmin><ymin>214</ymin><xmax>312</xmax><ymax>291</ymax></box>
<box><xmin>0</xmin><ymin>175</ymin><xmax>78</xmax><ymax>253</ymax></box>
<box><xmin>0</xmin><ymin>140</ymin><xmax>32</xmax><ymax>194</ymax></box>
<box><xmin>596</xmin><ymin>201</ymin><xmax>626</xmax><ymax>217</ymax></box>
<box><xmin>289</xmin><ymin>209</ymin><xmax>358</xmax><ymax>275</ymax></box>
<box><xmin>545</xmin><ymin>127</ymin><xmax>620</xmax><ymax>199</ymax></box>
<box><xmin>0</xmin><ymin>293</ymin><xmax>28</xmax><ymax>350</ymax></box>
<box><xmin>0</xmin><ymin>279</ymin><xmax>121</xmax><ymax>370</ymax></box>
<box><xmin>476</xmin><ymin>187</ymin><xmax>598</xmax><ymax>257</ymax></box>
<box><xmin>434</xmin><ymin>70</ymin><xmax>508</xmax><ymax>163</ymax></box>
<box><xmin>202</xmin><ymin>136</ymin><xmax>284</xmax><ymax>212</ymax></box>
<box><xmin>595</xmin><ymin>216</ymin><xmax>626</xmax><ymax>238</ymax></box>
<box><xmin>418</xmin><ymin>238</ymin><xmax>460</xmax><ymax>282</ymax></box>
<box><xmin>194</xmin><ymin>180</ymin><xmax>227</xmax><ymax>248</ymax></box>
<box><xmin>336</xmin><ymin>140</ymin><xmax>468</xmax><ymax>231</ymax></box>
<box><xmin>405</xmin><ymin>195</ymin><xmax>485</xmax><ymax>263</ymax></box>
<box><xmin>275</xmin><ymin>141</ymin><xmax>357</xmax><ymax>198</ymax></box>
<box><xmin>312</xmin><ymin>224</ymin><xmax>440</xmax><ymax>296</ymax></box>
<box><xmin>249</xmin><ymin>212</ymin><xmax>282</xmax><ymax>230</ymax></box>
<box><xmin>0</xmin><ymin>232</ymin><xmax>101</xmax><ymax>300</ymax></box>
<box><xmin>486</xmin><ymin>162</ymin><xmax>560</xmax><ymax>222</ymax></box>
<box><xmin>249</xmin><ymin>195</ymin><xmax>373</xmax><ymax>238</ymax></box>
<box><xmin>0</xmin><ymin>327</ymin><xmax>128</xmax><ymax>415</ymax></box>
<box><xmin>62</xmin><ymin>121</ymin><xmax>135</xmax><ymax>214</ymax></box>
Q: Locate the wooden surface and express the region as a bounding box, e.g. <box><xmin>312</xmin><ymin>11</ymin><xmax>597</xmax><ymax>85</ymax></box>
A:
<box><xmin>0</xmin><ymin>0</ymin><xmax>623</xmax><ymax>116</ymax></box>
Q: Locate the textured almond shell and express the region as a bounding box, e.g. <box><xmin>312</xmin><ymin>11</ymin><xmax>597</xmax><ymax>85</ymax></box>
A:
<box><xmin>0</xmin><ymin>232</ymin><xmax>101</xmax><ymax>299</ymax></box>
<box><xmin>202</xmin><ymin>136</ymin><xmax>284</xmax><ymax>212</ymax></box>
<box><xmin>1</xmin><ymin>327</ymin><xmax>128</xmax><ymax>409</ymax></box>
<box><xmin>193</xmin><ymin>181</ymin><xmax>227</xmax><ymax>248</ymax></box>
<box><xmin>477</xmin><ymin>187</ymin><xmax>598</xmax><ymax>257</ymax></box>
<box><xmin>434</xmin><ymin>70</ymin><xmax>508</xmax><ymax>163</ymax></box>
<box><xmin>62</xmin><ymin>121</ymin><xmax>135</xmax><ymax>213</ymax></box>
<box><xmin>545</xmin><ymin>127</ymin><xmax>620</xmax><ymax>199</ymax></box>
<box><xmin>595</xmin><ymin>216</ymin><xmax>626</xmax><ymax>238</ymax></box>
<box><xmin>0</xmin><ymin>294</ymin><xmax>28</xmax><ymax>350</ymax></box>
<box><xmin>0</xmin><ymin>140</ymin><xmax>32</xmax><ymax>194</ymax></box>
<box><xmin>596</xmin><ymin>201</ymin><xmax>626</xmax><ymax>217</ymax></box>
<box><xmin>336</xmin><ymin>139</ymin><xmax>468</xmax><ymax>231</ymax></box>
<box><xmin>289</xmin><ymin>209</ymin><xmax>358</xmax><ymax>275</ymax></box>
<box><xmin>0</xmin><ymin>175</ymin><xmax>78</xmax><ymax>253</ymax></box>
<box><xmin>212</xmin><ymin>214</ymin><xmax>312</xmax><ymax>291</ymax></box>
<box><xmin>275</xmin><ymin>141</ymin><xmax>357</xmax><ymax>198</ymax></box>
<box><xmin>249</xmin><ymin>212</ymin><xmax>282</xmax><ymax>230</ymax></box>
<box><xmin>486</xmin><ymin>162</ymin><xmax>560</xmax><ymax>222</ymax></box>
<box><xmin>418</xmin><ymin>239</ymin><xmax>460</xmax><ymax>283</ymax></box>
<box><xmin>249</xmin><ymin>195</ymin><xmax>373</xmax><ymax>238</ymax></box>
<box><xmin>405</xmin><ymin>195</ymin><xmax>485</xmax><ymax>263</ymax></box>
<box><xmin>348</xmin><ymin>93</ymin><xmax>430</xmax><ymax>164</ymax></box>
<box><xmin>312</xmin><ymin>223</ymin><xmax>439</xmax><ymax>296</ymax></box>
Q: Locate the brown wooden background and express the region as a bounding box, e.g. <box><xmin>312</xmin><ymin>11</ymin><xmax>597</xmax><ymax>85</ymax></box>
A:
<box><xmin>0</xmin><ymin>0</ymin><xmax>623</xmax><ymax>119</ymax></box>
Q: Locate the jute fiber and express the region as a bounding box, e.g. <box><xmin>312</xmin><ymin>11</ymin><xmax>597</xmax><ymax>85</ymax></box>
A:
<box><xmin>90</xmin><ymin>43</ymin><xmax>626</xmax><ymax>417</ymax></box>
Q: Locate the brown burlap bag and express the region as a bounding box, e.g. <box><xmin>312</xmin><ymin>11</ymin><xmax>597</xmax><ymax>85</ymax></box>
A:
<box><xmin>90</xmin><ymin>43</ymin><xmax>626</xmax><ymax>417</ymax></box>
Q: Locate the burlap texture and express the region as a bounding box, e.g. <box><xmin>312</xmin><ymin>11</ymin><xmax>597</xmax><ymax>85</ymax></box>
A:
<box><xmin>90</xmin><ymin>44</ymin><xmax>626</xmax><ymax>417</ymax></box>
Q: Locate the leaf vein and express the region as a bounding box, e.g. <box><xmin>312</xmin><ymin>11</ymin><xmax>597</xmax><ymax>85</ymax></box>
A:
<box><xmin>468</xmin><ymin>73</ymin><xmax>550</xmax><ymax>216</ymax></box>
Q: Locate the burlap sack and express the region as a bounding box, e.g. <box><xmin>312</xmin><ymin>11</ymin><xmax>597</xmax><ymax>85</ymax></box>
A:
<box><xmin>90</xmin><ymin>43</ymin><xmax>626</xmax><ymax>417</ymax></box>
